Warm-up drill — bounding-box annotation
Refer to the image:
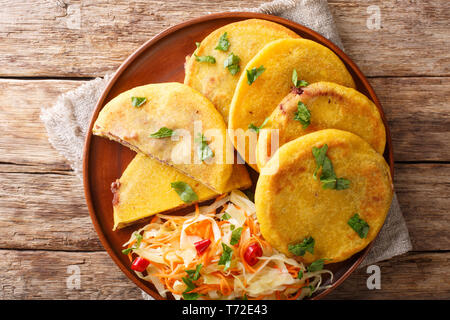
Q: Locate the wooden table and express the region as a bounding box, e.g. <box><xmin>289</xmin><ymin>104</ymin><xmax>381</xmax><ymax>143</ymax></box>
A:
<box><xmin>0</xmin><ymin>0</ymin><xmax>449</xmax><ymax>299</ymax></box>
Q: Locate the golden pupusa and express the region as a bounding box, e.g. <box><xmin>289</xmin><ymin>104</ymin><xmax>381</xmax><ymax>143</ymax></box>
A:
<box><xmin>184</xmin><ymin>19</ymin><xmax>300</xmax><ymax>123</ymax></box>
<box><xmin>112</xmin><ymin>153</ymin><xmax>251</xmax><ymax>230</ymax></box>
<box><xmin>256</xmin><ymin>82</ymin><xmax>386</xmax><ymax>170</ymax></box>
<box><xmin>93</xmin><ymin>82</ymin><xmax>233</xmax><ymax>193</ymax></box>
<box><xmin>228</xmin><ymin>38</ymin><xmax>355</xmax><ymax>170</ymax></box>
<box><xmin>255</xmin><ymin>129</ymin><xmax>393</xmax><ymax>264</ymax></box>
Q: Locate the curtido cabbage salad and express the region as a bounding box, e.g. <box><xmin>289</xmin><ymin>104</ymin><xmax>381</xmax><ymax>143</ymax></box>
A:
<box><xmin>122</xmin><ymin>190</ymin><xmax>333</xmax><ymax>300</ymax></box>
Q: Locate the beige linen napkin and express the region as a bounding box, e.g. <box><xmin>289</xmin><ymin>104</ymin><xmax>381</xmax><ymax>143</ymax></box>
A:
<box><xmin>41</xmin><ymin>0</ymin><xmax>412</xmax><ymax>272</ymax></box>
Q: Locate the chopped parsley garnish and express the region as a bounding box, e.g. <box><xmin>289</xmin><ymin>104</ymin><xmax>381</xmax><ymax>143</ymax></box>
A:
<box><xmin>307</xmin><ymin>259</ymin><xmax>329</xmax><ymax>272</ymax></box>
<box><xmin>293</xmin><ymin>101</ymin><xmax>311</xmax><ymax>129</ymax></box>
<box><xmin>292</xmin><ymin>69</ymin><xmax>309</xmax><ymax>88</ymax></box>
<box><xmin>181</xmin><ymin>264</ymin><xmax>203</xmax><ymax>299</ymax></box>
<box><xmin>221</xmin><ymin>212</ymin><xmax>231</xmax><ymax>220</ymax></box>
<box><xmin>195</xmin><ymin>133</ymin><xmax>214</xmax><ymax>161</ymax></box>
<box><xmin>182</xmin><ymin>292</ymin><xmax>200</xmax><ymax>300</ymax></box>
<box><xmin>121</xmin><ymin>232</ymin><xmax>143</xmax><ymax>254</ymax></box>
<box><xmin>182</xmin><ymin>276</ymin><xmax>196</xmax><ymax>293</ymax></box>
<box><xmin>307</xmin><ymin>285</ymin><xmax>315</xmax><ymax>297</ymax></box>
<box><xmin>185</xmin><ymin>264</ymin><xmax>202</xmax><ymax>281</ymax></box>
<box><xmin>288</xmin><ymin>236</ymin><xmax>315</xmax><ymax>256</ymax></box>
<box><xmin>248</xmin><ymin>117</ymin><xmax>269</xmax><ymax>133</ymax></box>
<box><xmin>230</xmin><ymin>227</ymin><xmax>243</xmax><ymax>245</ymax></box>
<box><xmin>131</xmin><ymin>96</ymin><xmax>147</xmax><ymax>108</ymax></box>
<box><xmin>215</xmin><ymin>32</ymin><xmax>230</xmax><ymax>51</ymax></box>
<box><xmin>311</xmin><ymin>144</ymin><xmax>350</xmax><ymax>190</ymax></box>
<box><xmin>224</xmin><ymin>53</ymin><xmax>241</xmax><ymax>75</ymax></box>
<box><xmin>348</xmin><ymin>213</ymin><xmax>370</xmax><ymax>238</ymax></box>
<box><xmin>246</xmin><ymin>65</ymin><xmax>265</xmax><ymax>85</ymax></box>
<box><xmin>170</xmin><ymin>181</ymin><xmax>199</xmax><ymax>203</ymax></box>
<box><xmin>149</xmin><ymin>127</ymin><xmax>174</xmax><ymax>138</ymax></box>
<box><xmin>218</xmin><ymin>243</ymin><xmax>233</xmax><ymax>271</ymax></box>
<box><xmin>335</xmin><ymin>178</ymin><xmax>351</xmax><ymax>190</ymax></box>
<box><xmin>297</xmin><ymin>270</ymin><xmax>303</xmax><ymax>279</ymax></box>
<box><xmin>312</xmin><ymin>144</ymin><xmax>328</xmax><ymax>179</ymax></box>
<box><xmin>194</xmin><ymin>54</ymin><xmax>216</xmax><ymax>64</ymax></box>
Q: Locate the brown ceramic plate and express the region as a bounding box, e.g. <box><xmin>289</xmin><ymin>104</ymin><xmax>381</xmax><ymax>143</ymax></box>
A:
<box><xmin>83</xmin><ymin>12</ymin><xmax>394</xmax><ymax>300</ymax></box>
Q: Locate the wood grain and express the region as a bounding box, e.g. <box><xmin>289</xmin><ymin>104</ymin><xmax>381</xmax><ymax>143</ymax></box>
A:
<box><xmin>0</xmin><ymin>0</ymin><xmax>448</xmax><ymax>300</ymax></box>
<box><xmin>329</xmin><ymin>0</ymin><xmax>450</xmax><ymax>77</ymax></box>
<box><xmin>0</xmin><ymin>163</ymin><xmax>448</xmax><ymax>252</ymax></box>
<box><xmin>0</xmin><ymin>249</ymin><xmax>447</xmax><ymax>299</ymax></box>
<box><xmin>0</xmin><ymin>79</ymin><xmax>79</xmax><ymax>170</ymax></box>
<box><xmin>0</xmin><ymin>0</ymin><xmax>448</xmax><ymax>77</ymax></box>
<box><xmin>1</xmin><ymin>77</ymin><xmax>449</xmax><ymax>171</ymax></box>
<box><xmin>326</xmin><ymin>251</ymin><xmax>450</xmax><ymax>299</ymax></box>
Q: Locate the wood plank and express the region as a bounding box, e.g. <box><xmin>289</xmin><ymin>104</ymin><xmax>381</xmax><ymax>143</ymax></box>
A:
<box><xmin>0</xmin><ymin>0</ymin><xmax>448</xmax><ymax>77</ymax></box>
<box><xmin>0</xmin><ymin>249</ymin><xmax>447</xmax><ymax>299</ymax></box>
<box><xmin>325</xmin><ymin>251</ymin><xmax>450</xmax><ymax>299</ymax></box>
<box><xmin>329</xmin><ymin>0</ymin><xmax>450</xmax><ymax>77</ymax></box>
<box><xmin>0</xmin><ymin>163</ymin><xmax>448</xmax><ymax>252</ymax></box>
<box><xmin>1</xmin><ymin>77</ymin><xmax>448</xmax><ymax>170</ymax></box>
<box><xmin>0</xmin><ymin>168</ymin><xmax>103</xmax><ymax>251</ymax></box>
<box><xmin>0</xmin><ymin>249</ymin><xmax>142</xmax><ymax>299</ymax></box>
<box><xmin>0</xmin><ymin>79</ymin><xmax>80</xmax><ymax>170</ymax></box>
<box><xmin>395</xmin><ymin>164</ymin><xmax>450</xmax><ymax>252</ymax></box>
<box><xmin>370</xmin><ymin>77</ymin><xmax>450</xmax><ymax>162</ymax></box>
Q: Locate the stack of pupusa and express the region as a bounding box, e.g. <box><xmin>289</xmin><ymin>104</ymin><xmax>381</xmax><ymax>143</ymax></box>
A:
<box><xmin>93</xmin><ymin>19</ymin><xmax>305</xmax><ymax>230</ymax></box>
<box><xmin>92</xmin><ymin>18</ymin><xmax>393</xmax><ymax>265</ymax></box>
<box><xmin>93</xmin><ymin>82</ymin><xmax>251</xmax><ymax>230</ymax></box>
<box><xmin>184</xmin><ymin>18</ymin><xmax>392</xmax><ymax>264</ymax></box>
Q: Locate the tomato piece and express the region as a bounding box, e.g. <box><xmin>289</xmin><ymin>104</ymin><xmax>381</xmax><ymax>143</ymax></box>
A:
<box><xmin>244</xmin><ymin>243</ymin><xmax>263</xmax><ymax>266</ymax></box>
<box><xmin>131</xmin><ymin>257</ymin><xmax>150</xmax><ymax>272</ymax></box>
<box><xmin>194</xmin><ymin>239</ymin><xmax>211</xmax><ymax>255</ymax></box>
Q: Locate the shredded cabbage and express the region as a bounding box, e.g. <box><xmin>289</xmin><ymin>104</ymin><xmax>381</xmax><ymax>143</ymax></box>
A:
<box><xmin>125</xmin><ymin>191</ymin><xmax>333</xmax><ymax>300</ymax></box>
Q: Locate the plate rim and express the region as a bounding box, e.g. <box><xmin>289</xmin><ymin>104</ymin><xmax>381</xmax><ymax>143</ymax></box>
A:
<box><xmin>83</xmin><ymin>11</ymin><xmax>394</xmax><ymax>300</ymax></box>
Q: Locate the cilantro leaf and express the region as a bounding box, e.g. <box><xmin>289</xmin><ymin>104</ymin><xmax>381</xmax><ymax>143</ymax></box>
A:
<box><xmin>215</xmin><ymin>32</ymin><xmax>230</xmax><ymax>51</ymax></box>
<box><xmin>121</xmin><ymin>232</ymin><xmax>143</xmax><ymax>254</ymax></box>
<box><xmin>297</xmin><ymin>270</ymin><xmax>303</xmax><ymax>279</ymax></box>
<box><xmin>170</xmin><ymin>181</ymin><xmax>199</xmax><ymax>203</ymax></box>
<box><xmin>248</xmin><ymin>117</ymin><xmax>269</xmax><ymax>133</ymax></box>
<box><xmin>293</xmin><ymin>101</ymin><xmax>311</xmax><ymax>129</ymax></box>
<box><xmin>218</xmin><ymin>243</ymin><xmax>233</xmax><ymax>271</ymax></box>
<box><xmin>194</xmin><ymin>54</ymin><xmax>216</xmax><ymax>64</ymax></box>
<box><xmin>288</xmin><ymin>236</ymin><xmax>315</xmax><ymax>256</ymax></box>
<box><xmin>195</xmin><ymin>133</ymin><xmax>214</xmax><ymax>161</ymax></box>
<box><xmin>292</xmin><ymin>69</ymin><xmax>309</xmax><ymax>88</ymax></box>
<box><xmin>224</xmin><ymin>52</ymin><xmax>241</xmax><ymax>75</ymax></box>
<box><xmin>182</xmin><ymin>276</ymin><xmax>196</xmax><ymax>293</ymax></box>
<box><xmin>312</xmin><ymin>145</ymin><xmax>350</xmax><ymax>190</ymax></box>
<box><xmin>131</xmin><ymin>96</ymin><xmax>147</xmax><ymax>108</ymax></box>
<box><xmin>348</xmin><ymin>213</ymin><xmax>370</xmax><ymax>238</ymax></box>
<box><xmin>312</xmin><ymin>144</ymin><xmax>328</xmax><ymax>179</ymax></box>
<box><xmin>307</xmin><ymin>258</ymin><xmax>330</xmax><ymax>272</ymax></box>
<box><xmin>150</xmin><ymin>127</ymin><xmax>174</xmax><ymax>138</ymax></box>
<box><xmin>221</xmin><ymin>212</ymin><xmax>231</xmax><ymax>220</ymax></box>
<box><xmin>182</xmin><ymin>292</ymin><xmax>200</xmax><ymax>300</ymax></box>
<box><xmin>246</xmin><ymin>65</ymin><xmax>265</xmax><ymax>85</ymax></box>
<box><xmin>185</xmin><ymin>264</ymin><xmax>202</xmax><ymax>281</ymax></box>
<box><xmin>307</xmin><ymin>285</ymin><xmax>315</xmax><ymax>297</ymax></box>
<box><xmin>230</xmin><ymin>227</ymin><xmax>243</xmax><ymax>245</ymax></box>
<box><xmin>336</xmin><ymin>178</ymin><xmax>351</xmax><ymax>190</ymax></box>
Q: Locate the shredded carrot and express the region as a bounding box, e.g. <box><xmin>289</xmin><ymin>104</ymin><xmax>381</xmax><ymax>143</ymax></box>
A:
<box><xmin>125</xmin><ymin>193</ymin><xmax>327</xmax><ymax>301</ymax></box>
